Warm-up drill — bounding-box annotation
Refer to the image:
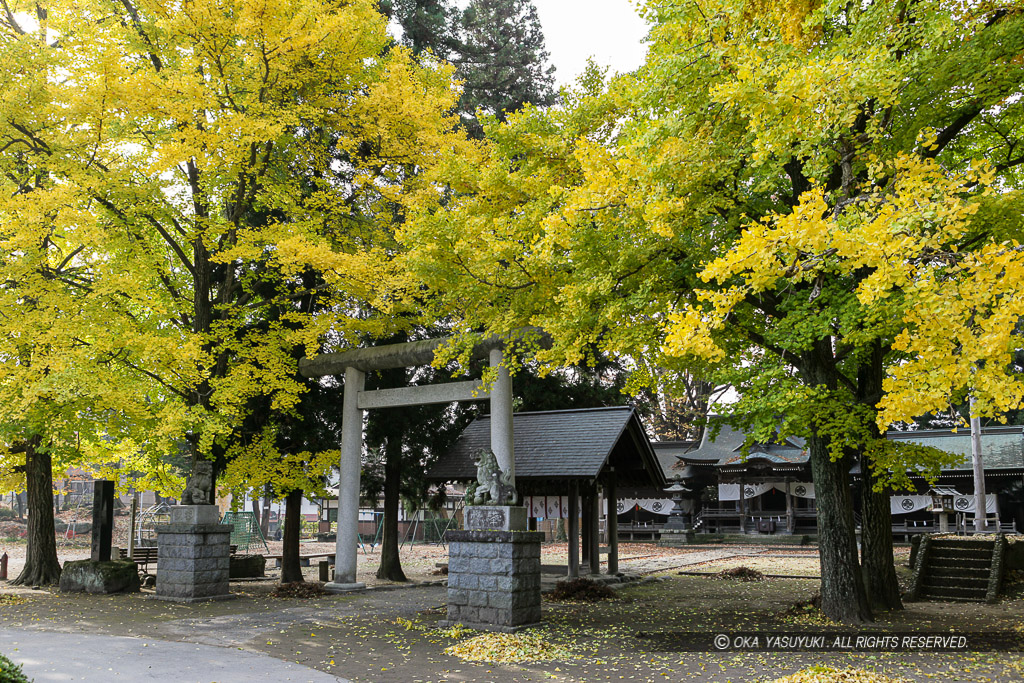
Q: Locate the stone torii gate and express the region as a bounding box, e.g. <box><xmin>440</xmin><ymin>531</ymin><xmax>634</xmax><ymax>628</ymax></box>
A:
<box><xmin>298</xmin><ymin>333</ymin><xmax>526</xmax><ymax>592</ymax></box>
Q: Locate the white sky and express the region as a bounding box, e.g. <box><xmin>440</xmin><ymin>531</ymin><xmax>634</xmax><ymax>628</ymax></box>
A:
<box><xmin>533</xmin><ymin>1</ymin><xmax>650</xmax><ymax>87</ymax></box>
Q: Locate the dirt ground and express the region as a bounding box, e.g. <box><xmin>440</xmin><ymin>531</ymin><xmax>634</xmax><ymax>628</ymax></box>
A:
<box><xmin>2</xmin><ymin>541</ymin><xmax>1023</xmax><ymax>682</ymax></box>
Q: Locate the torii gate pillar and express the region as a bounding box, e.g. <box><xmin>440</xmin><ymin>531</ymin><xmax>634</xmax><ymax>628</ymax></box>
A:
<box><xmin>489</xmin><ymin>347</ymin><xmax>514</xmax><ymax>481</ymax></box>
<box><xmin>328</xmin><ymin>365</ymin><xmax>366</xmax><ymax>591</ymax></box>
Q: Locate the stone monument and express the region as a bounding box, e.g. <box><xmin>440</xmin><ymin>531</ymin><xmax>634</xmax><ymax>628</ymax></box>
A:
<box><xmin>153</xmin><ymin>461</ymin><xmax>233</xmax><ymax>602</ymax></box>
<box><xmin>441</xmin><ymin>451</ymin><xmax>543</xmax><ymax>632</ymax></box>
<box><xmin>60</xmin><ymin>480</ymin><xmax>140</xmax><ymax>595</ymax></box>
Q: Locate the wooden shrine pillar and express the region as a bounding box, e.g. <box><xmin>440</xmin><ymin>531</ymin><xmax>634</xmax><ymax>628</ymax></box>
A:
<box><xmin>739</xmin><ymin>477</ymin><xmax>747</xmax><ymax>534</ymax></box>
<box><xmin>567</xmin><ymin>481</ymin><xmax>580</xmax><ymax>578</ymax></box>
<box><xmin>581</xmin><ymin>490</ymin><xmax>592</xmax><ymax>572</ymax></box>
<box><xmin>588</xmin><ymin>486</ymin><xmax>600</xmax><ymax>575</ymax></box>
<box><xmin>785</xmin><ymin>477</ymin><xmax>795</xmax><ymax>533</ymax></box>
<box><xmin>606</xmin><ymin>473</ymin><xmax>618</xmax><ymax>575</ymax></box>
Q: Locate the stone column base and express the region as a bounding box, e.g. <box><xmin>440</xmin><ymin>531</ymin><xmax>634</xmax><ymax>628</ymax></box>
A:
<box><xmin>154</xmin><ymin>515</ymin><xmax>233</xmax><ymax>603</ymax></box>
<box><xmin>324</xmin><ymin>581</ymin><xmax>366</xmax><ymax>593</ymax></box>
<box><xmin>442</xmin><ymin>529</ymin><xmax>544</xmax><ymax>632</ymax></box>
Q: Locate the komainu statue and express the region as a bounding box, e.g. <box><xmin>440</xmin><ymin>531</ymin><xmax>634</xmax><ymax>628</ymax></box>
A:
<box><xmin>181</xmin><ymin>460</ymin><xmax>214</xmax><ymax>505</ymax></box>
<box><xmin>465</xmin><ymin>449</ymin><xmax>517</xmax><ymax>506</ymax></box>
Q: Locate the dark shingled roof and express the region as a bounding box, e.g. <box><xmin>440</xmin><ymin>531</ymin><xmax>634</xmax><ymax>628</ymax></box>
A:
<box><xmin>887</xmin><ymin>426</ymin><xmax>1024</xmax><ymax>470</ymax></box>
<box><xmin>426</xmin><ymin>406</ymin><xmax>665</xmax><ymax>492</ymax></box>
<box><xmin>650</xmin><ymin>441</ymin><xmax>697</xmax><ymax>477</ymax></box>
<box><xmin>674</xmin><ymin>421</ymin><xmax>1024</xmax><ymax>474</ymax></box>
<box><xmin>679</xmin><ymin>423</ymin><xmax>810</xmax><ymax>468</ymax></box>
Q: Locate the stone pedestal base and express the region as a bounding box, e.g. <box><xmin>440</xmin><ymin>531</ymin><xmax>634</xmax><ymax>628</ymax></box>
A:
<box><xmin>154</xmin><ymin>510</ymin><xmax>232</xmax><ymax>603</ymax></box>
<box><xmin>441</xmin><ymin>529</ymin><xmax>543</xmax><ymax>632</ymax></box>
<box><xmin>658</xmin><ymin>529</ymin><xmax>696</xmax><ymax>546</ymax></box>
<box><xmin>324</xmin><ymin>581</ymin><xmax>366</xmax><ymax>593</ymax></box>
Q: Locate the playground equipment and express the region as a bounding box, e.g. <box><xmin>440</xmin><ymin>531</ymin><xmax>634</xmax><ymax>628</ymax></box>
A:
<box><xmin>220</xmin><ymin>510</ymin><xmax>269</xmax><ymax>553</ymax></box>
<box><xmin>135</xmin><ymin>502</ymin><xmax>173</xmax><ymax>547</ymax></box>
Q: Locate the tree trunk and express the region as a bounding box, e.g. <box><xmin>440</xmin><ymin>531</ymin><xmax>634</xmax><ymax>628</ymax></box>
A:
<box><xmin>856</xmin><ymin>339</ymin><xmax>902</xmax><ymax>610</ymax></box>
<box><xmin>376</xmin><ymin>434</ymin><xmax>407</xmax><ymax>581</ymax></box>
<box><xmin>13</xmin><ymin>439</ymin><xmax>62</xmax><ymax>586</ymax></box>
<box><xmin>809</xmin><ymin>433</ymin><xmax>873</xmax><ymax>623</ymax></box>
<box><xmin>860</xmin><ymin>454</ymin><xmax>903</xmax><ymax>610</ymax></box>
<box><xmin>280</xmin><ymin>488</ymin><xmax>304</xmax><ymax>584</ymax></box>
<box><xmin>15</xmin><ymin>491</ymin><xmax>24</xmax><ymax>521</ymax></box>
<box><xmin>250</xmin><ymin>495</ymin><xmax>261</xmax><ymax>528</ymax></box>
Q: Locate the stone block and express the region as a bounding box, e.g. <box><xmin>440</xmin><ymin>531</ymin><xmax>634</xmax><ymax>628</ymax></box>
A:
<box><xmin>160</xmin><ymin>545</ymin><xmax>200</xmax><ymax>560</ymax></box>
<box><xmin>478</xmin><ymin>575</ymin><xmax>497</xmax><ymax>591</ymax></box>
<box><xmin>489</xmin><ymin>592</ymin><xmax>513</xmax><ymax>610</ymax></box>
<box><xmin>477</xmin><ymin>543</ymin><xmax>499</xmax><ymax>559</ymax></box>
<box><xmin>465</xmin><ymin>506</ymin><xmax>527</xmax><ymax>532</ymax></box>
<box><xmin>516</xmin><ymin>558</ymin><xmax>540</xmax><ymax>573</ymax></box>
<box><xmin>449</xmin><ymin>557</ymin><xmax>469</xmax><ymax>573</ymax></box>
<box><xmin>188</xmin><ymin>557</ymin><xmax>221</xmax><ymax>572</ymax></box>
<box><xmin>229</xmin><ymin>557</ymin><xmax>264</xmax><ymax>577</ymax></box>
<box><xmin>460</xmin><ymin>574</ymin><xmax>479</xmax><ymax>590</ymax></box>
<box><xmin>170</xmin><ymin>505</ymin><xmax>220</xmax><ymax>525</ymax></box>
<box><xmin>448</xmin><ymin>589</ymin><xmax>468</xmax><ymax>606</ymax></box>
<box><xmin>469</xmin><ymin>558</ymin><xmax>491</xmax><ymax>575</ymax></box>
<box><xmin>469</xmin><ymin>591</ymin><xmax>488</xmax><ymax>608</ymax></box>
<box><xmin>512</xmin><ymin>590</ymin><xmax>539</xmax><ymax>608</ymax></box>
<box><xmin>60</xmin><ymin>560</ymin><xmax>140</xmax><ymax>595</ymax></box>
<box><xmin>157</xmin><ymin>568</ymin><xmax>189</xmax><ymax>585</ymax></box>
<box><xmin>477</xmin><ymin>607</ymin><xmax>498</xmax><ymax>624</ymax></box>
<box><xmin>495</xmin><ymin>576</ymin><xmax>516</xmax><ymax>592</ymax></box>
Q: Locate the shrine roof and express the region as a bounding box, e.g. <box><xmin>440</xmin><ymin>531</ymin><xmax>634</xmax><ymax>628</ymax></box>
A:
<box><xmin>425</xmin><ymin>406</ymin><xmax>665</xmax><ymax>488</ymax></box>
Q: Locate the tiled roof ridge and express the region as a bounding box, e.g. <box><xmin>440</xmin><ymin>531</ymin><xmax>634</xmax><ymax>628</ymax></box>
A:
<box><xmin>477</xmin><ymin>405</ymin><xmax>635</xmax><ymax>419</ymax></box>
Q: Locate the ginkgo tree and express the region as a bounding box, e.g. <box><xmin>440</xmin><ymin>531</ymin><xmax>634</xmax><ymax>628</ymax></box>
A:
<box><xmin>0</xmin><ymin>5</ymin><xmax>165</xmax><ymax>584</ymax></box>
<box><xmin>8</xmin><ymin>0</ymin><xmax>463</xmax><ymax>457</ymax></box>
<box><xmin>403</xmin><ymin>0</ymin><xmax>1024</xmax><ymax>623</ymax></box>
<box><xmin>1</xmin><ymin>0</ymin><xmax>469</xmax><ymax>580</ymax></box>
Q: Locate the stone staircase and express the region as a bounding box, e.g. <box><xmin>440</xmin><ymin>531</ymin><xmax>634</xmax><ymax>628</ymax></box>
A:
<box><xmin>910</xmin><ymin>535</ymin><xmax>1006</xmax><ymax>603</ymax></box>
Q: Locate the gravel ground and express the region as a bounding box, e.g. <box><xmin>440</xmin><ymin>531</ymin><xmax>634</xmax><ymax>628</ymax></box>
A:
<box><xmin>1</xmin><ymin>529</ymin><xmax>788</xmax><ymax>584</ymax></box>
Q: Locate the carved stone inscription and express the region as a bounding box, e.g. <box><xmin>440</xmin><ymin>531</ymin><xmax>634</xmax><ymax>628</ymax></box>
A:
<box><xmin>466</xmin><ymin>507</ymin><xmax>507</xmax><ymax>531</ymax></box>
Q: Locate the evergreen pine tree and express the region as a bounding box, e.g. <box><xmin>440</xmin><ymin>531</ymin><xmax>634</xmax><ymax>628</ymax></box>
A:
<box><xmin>379</xmin><ymin>0</ymin><xmax>458</xmax><ymax>58</ymax></box>
<box><xmin>455</xmin><ymin>0</ymin><xmax>557</xmax><ymax>136</ymax></box>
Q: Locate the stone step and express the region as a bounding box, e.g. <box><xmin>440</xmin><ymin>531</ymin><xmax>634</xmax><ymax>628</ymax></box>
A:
<box><xmin>925</xmin><ymin>565</ymin><xmax>991</xmax><ymax>579</ymax></box>
<box><xmin>920</xmin><ymin>585</ymin><xmax>988</xmax><ymax>601</ymax></box>
<box><xmin>930</xmin><ymin>540</ymin><xmax>995</xmax><ymax>550</ymax></box>
<box><xmin>929</xmin><ymin>556</ymin><xmax>991</xmax><ymax>569</ymax></box>
<box><xmin>919</xmin><ymin>592</ymin><xmax>988</xmax><ymax>603</ymax></box>
<box><xmin>923</xmin><ymin>576</ymin><xmax>989</xmax><ymax>590</ymax></box>
<box><xmin>929</xmin><ymin>549</ymin><xmax>993</xmax><ymax>561</ymax></box>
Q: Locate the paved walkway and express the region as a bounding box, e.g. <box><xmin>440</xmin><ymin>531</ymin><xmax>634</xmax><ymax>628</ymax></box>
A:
<box><xmin>0</xmin><ymin>629</ymin><xmax>346</xmax><ymax>682</ymax></box>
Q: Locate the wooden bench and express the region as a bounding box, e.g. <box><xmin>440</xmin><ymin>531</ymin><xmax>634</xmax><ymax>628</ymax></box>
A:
<box><xmin>266</xmin><ymin>552</ymin><xmax>334</xmax><ymax>568</ymax></box>
<box><xmin>118</xmin><ymin>547</ymin><xmax>159</xmax><ymax>578</ymax></box>
<box><xmin>118</xmin><ymin>545</ymin><xmax>239</xmax><ymax>576</ymax></box>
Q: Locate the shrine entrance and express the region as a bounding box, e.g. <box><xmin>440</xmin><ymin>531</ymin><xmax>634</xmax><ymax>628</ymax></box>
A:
<box><xmin>298</xmin><ymin>332</ymin><xmax>532</xmax><ymax>591</ymax></box>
